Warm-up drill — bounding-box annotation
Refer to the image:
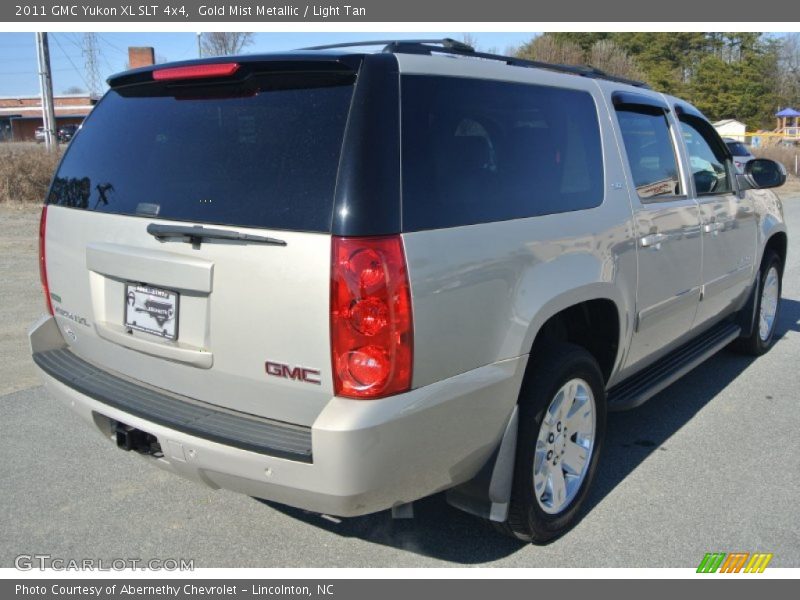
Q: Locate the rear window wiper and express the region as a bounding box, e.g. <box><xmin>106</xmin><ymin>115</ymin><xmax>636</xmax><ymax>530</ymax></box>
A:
<box><xmin>146</xmin><ymin>223</ymin><xmax>287</xmax><ymax>247</ymax></box>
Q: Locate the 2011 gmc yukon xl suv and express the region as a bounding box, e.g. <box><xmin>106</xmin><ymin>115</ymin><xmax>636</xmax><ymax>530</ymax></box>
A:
<box><xmin>29</xmin><ymin>39</ymin><xmax>788</xmax><ymax>543</ymax></box>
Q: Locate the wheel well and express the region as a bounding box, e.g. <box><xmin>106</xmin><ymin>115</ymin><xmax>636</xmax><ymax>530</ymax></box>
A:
<box><xmin>764</xmin><ymin>232</ymin><xmax>787</xmax><ymax>274</ymax></box>
<box><xmin>530</xmin><ymin>299</ymin><xmax>620</xmax><ymax>384</ymax></box>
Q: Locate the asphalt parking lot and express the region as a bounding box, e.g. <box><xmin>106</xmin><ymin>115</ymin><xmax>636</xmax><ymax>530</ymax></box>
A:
<box><xmin>1</xmin><ymin>197</ymin><xmax>799</xmax><ymax>568</ymax></box>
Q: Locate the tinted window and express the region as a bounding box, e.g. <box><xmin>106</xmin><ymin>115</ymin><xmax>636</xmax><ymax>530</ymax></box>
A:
<box><xmin>615</xmin><ymin>107</ymin><xmax>681</xmax><ymax>200</ymax></box>
<box><xmin>48</xmin><ymin>74</ymin><xmax>354</xmax><ymax>232</ymax></box>
<box><xmin>726</xmin><ymin>141</ymin><xmax>750</xmax><ymax>157</ymax></box>
<box><xmin>681</xmin><ymin>118</ymin><xmax>733</xmax><ymax>195</ymax></box>
<box><xmin>401</xmin><ymin>76</ymin><xmax>604</xmax><ymax>230</ymax></box>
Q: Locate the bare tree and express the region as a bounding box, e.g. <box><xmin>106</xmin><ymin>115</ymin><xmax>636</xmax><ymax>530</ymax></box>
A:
<box><xmin>460</xmin><ymin>33</ymin><xmax>479</xmax><ymax>50</ymax></box>
<box><xmin>514</xmin><ymin>34</ymin><xmax>583</xmax><ymax>66</ymax></box>
<box><xmin>62</xmin><ymin>85</ymin><xmax>87</xmax><ymax>95</ymax></box>
<box><xmin>200</xmin><ymin>32</ymin><xmax>254</xmax><ymax>57</ymax></box>
<box><xmin>458</xmin><ymin>34</ymin><xmax>499</xmax><ymax>55</ymax></box>
<box><xmin>778</xmin><ymin>33</ymin><xmax>800</xmax><ymax>107</ymax></box>
<box><xmin>588</xmin><ymin>39</ymin><xmax>643</xmax><ymax>80</ymax></box>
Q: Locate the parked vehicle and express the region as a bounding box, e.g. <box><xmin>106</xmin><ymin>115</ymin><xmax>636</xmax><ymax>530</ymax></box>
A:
<box><xmin>34</xmin><ymin>126</ymin><xmax>45</xmax><ymax>143</ymax></box>
<box><xmin>724</xmin><ymin>137</ymin><xmax>756</xmax><ymax>173</ymax></box>
<box><xmin>29</xmin><ymin>40</ymin><xmax>788</xmax><ymax>543</ymax></box>
<box><xmin>57</xmin><ymin>123</ymin><xmax>79</xmax><ymax>143</ymax></box>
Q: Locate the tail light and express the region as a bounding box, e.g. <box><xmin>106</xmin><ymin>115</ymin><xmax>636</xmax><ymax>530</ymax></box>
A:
<box><xmin>331</xmin><ymin>235</ymin><xmax>413</xmax><ymax>399</ymax></box>
<box><xmin>152</xmin><ymin>62</ymin><xmax>240</xmax><ymax>81</ymax></box>
<box><xmin>38</xmin><ymin>205</ymin><xmax>53</xmax><ymax>315</ymax></box>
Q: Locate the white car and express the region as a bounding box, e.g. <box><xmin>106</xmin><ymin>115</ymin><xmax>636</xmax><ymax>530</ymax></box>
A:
<box><xmin>724</xmin><ymin>138</ymin><xmax>756</xmax><ymax>173</ymax></box>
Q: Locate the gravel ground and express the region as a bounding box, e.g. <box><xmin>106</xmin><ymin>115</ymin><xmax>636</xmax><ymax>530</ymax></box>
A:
<box><xmin>0</xmin><ymin>205</ymin><xmax>45</xmax><ymax>395</ymax></box>
<box><xmin>1</xmin><ymin>196</ymin><xmax>798</xmax><ymax>568</ymax></box>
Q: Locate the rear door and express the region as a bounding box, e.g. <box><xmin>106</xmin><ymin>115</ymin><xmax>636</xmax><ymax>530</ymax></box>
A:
<box><xmin>44</xmin><ymin>59</ymin><xmax>358</xmax><ymax>426</ymax></box>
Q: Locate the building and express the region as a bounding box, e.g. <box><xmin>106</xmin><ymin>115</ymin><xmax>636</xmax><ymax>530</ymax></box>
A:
<box><xmin>0</xmin><ymin>93</ymin><xmax>97</xmax><ymax>142</ymax></box>
<box><xmin>0</xmin><ymin>46</ymin><xmax>156</xmax><ymax>142</ymax></box>
<box><xmin>713</xmin><ymin>119</ymin><xmax>747</xmax><ymax>142</ymax></box>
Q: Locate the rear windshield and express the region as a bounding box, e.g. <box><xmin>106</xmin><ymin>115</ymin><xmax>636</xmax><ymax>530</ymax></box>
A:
<box><xmin>47</xmin><ymin>72</ymin><xmax>354</xmax><ymax>232</ymax></box>
<box><xmin>725</xmin><ymin>141</ymin><xmax>750</xmax><ymax>157</ymax></box>
<box><xmin>401</xmin><ymin>75</ymin><xmax>604</xmax><ymax>231</ymax></box>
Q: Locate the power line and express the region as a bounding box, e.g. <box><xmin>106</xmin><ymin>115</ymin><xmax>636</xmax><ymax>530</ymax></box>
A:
<box><xmin>51</xmin><ymin>34</ymin><xmax>92</xmax><ymax>91</ymax></box>
<box><xmin>99</xmin><ymin>51</ymin><xmax>116</xmax><ymax>76</ymax></box>
<box><xmin>96</xmin><ymin>34</ymin><xmax>127</xmax><ymax>55</ymax></box>
<box><xmin>0</xmin><ymin>68</ymin><xmax>73</xmax><ymax>76</ymax></box>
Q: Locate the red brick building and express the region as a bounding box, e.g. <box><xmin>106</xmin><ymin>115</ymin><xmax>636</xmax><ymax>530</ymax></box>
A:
<box><xmin>0</xmin><ymin>94</ymin><xmax>97</xmax><ymax>141</ymax></box>
<box><xmin>1</xmin><ymin>47</ymin><xmax>156</xmax><ymax>142</ymax></box>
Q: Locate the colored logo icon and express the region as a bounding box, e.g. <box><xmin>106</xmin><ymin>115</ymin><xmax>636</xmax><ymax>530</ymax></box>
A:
<box><xmin>697</xmin><ymin>552</ymin><xmax>773</xmax><ymax>573</ymax></box>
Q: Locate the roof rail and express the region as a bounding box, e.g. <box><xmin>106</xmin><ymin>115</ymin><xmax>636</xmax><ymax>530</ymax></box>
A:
<box><xmin>299</xmin><ymin>38</ymin><xmax>650</xmax><ymax>89</ymax></box>
<box><xmin>301</xmin><ymin>38</ymin><xmax>475</xmax><ymax>53</ymax></box>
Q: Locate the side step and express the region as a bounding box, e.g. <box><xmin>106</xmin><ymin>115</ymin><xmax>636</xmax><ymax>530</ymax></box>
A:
<box><xmin>608</xmin><ymin>321</ymin><xmax>741</xmax><ymax>411</ymax></box>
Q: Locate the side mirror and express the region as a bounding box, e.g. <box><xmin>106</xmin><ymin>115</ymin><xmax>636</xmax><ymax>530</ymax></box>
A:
<box><xmin>743</xmin><ymin>158</ymin><xmax>786</xmax><ymax>189</ymax></box>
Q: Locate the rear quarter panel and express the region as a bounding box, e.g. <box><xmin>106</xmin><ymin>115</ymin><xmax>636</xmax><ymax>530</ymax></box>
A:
<box><xmin>404</xmin><ymin>205</ymin><xmax>636</xmax><ymax>388</ymax></box>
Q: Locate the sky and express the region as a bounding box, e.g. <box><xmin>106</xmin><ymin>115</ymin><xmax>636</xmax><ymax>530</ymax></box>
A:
<box><xmin>0</xmin><ymin>32</ymin><xmax>537</xmax><ymax>97</ymax></box>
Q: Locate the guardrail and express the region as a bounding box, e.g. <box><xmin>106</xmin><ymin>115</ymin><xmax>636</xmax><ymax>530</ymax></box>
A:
<box><xmin>744</xmin><ymin>130</ymin><xmax>800</xmax><ymax>142</ymax></box>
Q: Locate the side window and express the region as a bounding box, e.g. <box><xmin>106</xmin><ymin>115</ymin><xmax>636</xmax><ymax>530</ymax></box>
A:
<box><xmin>400</xmin><ymin>76</ymin><xmax>605</xmax><ymax>231</ymax></box>
<box><xmin>615</xmin><ymin>107</ymin><xmax>682</xmax><ymax>200</ymax></box>
<box><xmin>679</xmin><ymin>117</ymin><xmax>734</xmax><ymax>195</ymax></box>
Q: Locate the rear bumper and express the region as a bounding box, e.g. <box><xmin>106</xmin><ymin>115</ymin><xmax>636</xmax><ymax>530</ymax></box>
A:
<box><xmin>30</xmin><ymin>315</ymin><xmax>525</xmax><ymax>517</ymax></box>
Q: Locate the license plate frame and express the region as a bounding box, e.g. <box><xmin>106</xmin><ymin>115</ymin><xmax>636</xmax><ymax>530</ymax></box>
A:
<box><xmin>124</xmin><ymin>283</ymin><xmax>179</xmax><ymax>341</ymax></box>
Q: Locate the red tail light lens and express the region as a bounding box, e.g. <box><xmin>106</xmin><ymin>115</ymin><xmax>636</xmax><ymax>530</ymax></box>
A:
<box><xmin>331</xmin><ymin>236</ymin><xmax>413</xmax><ymax>399</ymax></box>
<box><xmin>152</xmin><ymin>62</ymin><xmax>240</xmax><ymax>81</ymax></box>
<box><xmin>38</xmin><ymin>205</ymin><xmax>53</xmax><ymax>315</ymax></box>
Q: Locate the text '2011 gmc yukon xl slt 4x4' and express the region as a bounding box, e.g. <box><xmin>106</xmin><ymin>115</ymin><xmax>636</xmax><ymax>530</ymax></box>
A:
<box><xmin>29</xmin><ymin>40</ymin><xmax>788</xmax><ymax>543</ymax></box>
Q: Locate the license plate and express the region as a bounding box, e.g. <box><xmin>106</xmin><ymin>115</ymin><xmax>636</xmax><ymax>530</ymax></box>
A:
<box><xmin>124</xmin><ymin>284</ymin><xmax>179</xmax><ymax>340</ymax></box>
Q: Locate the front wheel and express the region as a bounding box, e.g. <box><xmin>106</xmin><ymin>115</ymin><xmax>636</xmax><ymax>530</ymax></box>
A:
<box><xmin>735</xmin><ymin>251</ymin><xmax>782</xmax><ymax>356</ymax></box>
<box><xmin>497</xmin><ymin>343</ymin><xmax>607</xmax><ymax>543</ymax></box>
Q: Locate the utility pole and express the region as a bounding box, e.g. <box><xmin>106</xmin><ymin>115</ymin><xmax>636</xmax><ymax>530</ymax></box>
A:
<box><xmin>35</xmin><ymin>32</ymin><xmax>57</xmax><ymax>151</ymax></box>
<box><xmin>197</xmin><ymin>32</ymin><xmax>202</xmax><ymax>58</ymax></box>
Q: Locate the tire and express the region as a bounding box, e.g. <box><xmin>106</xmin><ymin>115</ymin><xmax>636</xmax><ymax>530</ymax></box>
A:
<box><xmin>734</xmin><ymin>251</ymin><xmax>782</xmax><ymax>356</ymax></box>
<box><xmin>495</xmin><ymin>343</ymin><xmax>607</xmax><ymax>544</ymax></box>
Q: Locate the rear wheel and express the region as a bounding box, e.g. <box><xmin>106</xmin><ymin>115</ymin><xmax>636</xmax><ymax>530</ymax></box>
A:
<box><xmin>735</xmin><ymin>252</ymin><xmax>782</xmax><ymax>356</ymax></box>
<box><xmin>496</xmin><ymin>344</ymin><xmax>607</xmax><ymax>543</ymax></box>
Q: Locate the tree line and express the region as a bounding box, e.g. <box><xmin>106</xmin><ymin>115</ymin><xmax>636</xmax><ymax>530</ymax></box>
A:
<box><xmin>506</xmin><ymin>33</ymin><xmax>800</xmax><ymax>130</ymax></box>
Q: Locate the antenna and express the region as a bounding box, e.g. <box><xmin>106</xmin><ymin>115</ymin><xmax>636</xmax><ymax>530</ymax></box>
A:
<box><xmin>82</xmin><ymin>33</ymin><xmax>102</xmax><ymax>98</ymax></box>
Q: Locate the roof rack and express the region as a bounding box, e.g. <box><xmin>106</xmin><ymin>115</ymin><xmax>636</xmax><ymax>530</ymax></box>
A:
<box><xmin>299</xmin><ymin>38</ymin><xmax>650</xmax><ymax>89</ymax></box>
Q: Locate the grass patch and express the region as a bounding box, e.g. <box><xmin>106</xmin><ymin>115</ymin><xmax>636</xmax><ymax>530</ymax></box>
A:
<box><xmin>752</xmin><ymin>144</ymin><xmax>800</xmax><ymax>178</ymax></box>
<box><xmin>0</xmin><ymin>143</ymin><xmax>60</xmax><ymax>204</ymax></box>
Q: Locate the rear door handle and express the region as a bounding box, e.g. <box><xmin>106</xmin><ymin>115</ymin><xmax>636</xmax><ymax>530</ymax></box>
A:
<box><xmin>640</xmin><ymin>233</ymin><xmax>669</xmax><ymax>248</ymax></box>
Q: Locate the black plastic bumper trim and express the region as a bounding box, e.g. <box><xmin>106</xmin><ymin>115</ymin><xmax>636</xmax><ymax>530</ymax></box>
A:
<box><xmin>33</xmin><ymin>348</ymin><xmax>313</xmax><ymax>463</ymax></box>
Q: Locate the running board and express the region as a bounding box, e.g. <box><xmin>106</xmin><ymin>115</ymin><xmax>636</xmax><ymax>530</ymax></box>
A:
<box><xmin>608</xmin><ymin>322</ymin><xmax>741</xmax><ymax>411</ymax></box>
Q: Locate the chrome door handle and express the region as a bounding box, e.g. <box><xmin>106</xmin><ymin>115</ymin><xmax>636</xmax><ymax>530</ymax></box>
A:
<box><xmin>703</xmin><ymin>222</ymin><xmax>724</xmax><ymax>234</ymax></box>
<box><xmin>640</xmin><ymin>233</ymin><xmax>668</xmax><ymax>248</ymax></box>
